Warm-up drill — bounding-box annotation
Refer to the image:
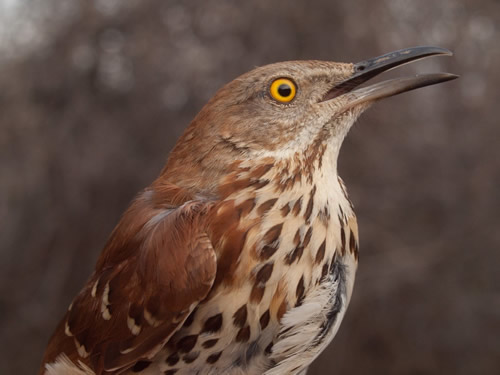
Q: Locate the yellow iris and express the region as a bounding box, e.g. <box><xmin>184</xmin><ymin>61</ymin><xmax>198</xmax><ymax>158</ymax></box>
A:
<box><xmin>270</xmin><ymin>78</ymin><xmax>296</xmax><ymax>103</ymax></box>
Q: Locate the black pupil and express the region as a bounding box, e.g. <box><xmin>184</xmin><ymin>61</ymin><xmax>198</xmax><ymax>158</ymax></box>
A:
<box><xmin>277</xmin><ymin>83</ymin><xmax>292</xmax><ymax>97</ymax></box>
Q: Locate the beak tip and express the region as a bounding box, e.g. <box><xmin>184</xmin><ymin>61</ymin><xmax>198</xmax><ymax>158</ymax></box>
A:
<box><xmin>440</xmin><ymin>73</ymin><xmax>459</xmax><ymax>81</ymax></box>
<box><xmin>414</xmin><ymin>45</ymin><xmax>453</xmax><ymax>57</ymax></box>
<box><xmin>431</xmin><ymin>46</ymin><xmax>453</xmax><ymax>56</ymax></box>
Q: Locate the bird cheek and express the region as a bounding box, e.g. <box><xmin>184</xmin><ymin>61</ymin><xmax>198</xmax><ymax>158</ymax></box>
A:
<box><xmin>311</xmin><ymin>101</ymin><xmax>341</xmax><ymax>123</ymax></box>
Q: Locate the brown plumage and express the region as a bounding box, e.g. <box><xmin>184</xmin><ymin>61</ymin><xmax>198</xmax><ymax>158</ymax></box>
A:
<box><xmin>40</xmin><ymin>47</ymin><xmax>456</xmax><ymax>375</ymax></box>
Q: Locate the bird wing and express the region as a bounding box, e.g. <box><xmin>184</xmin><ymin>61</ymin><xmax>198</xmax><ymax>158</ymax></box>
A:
<box><xmin>41</xmin><ymin>185</ymin><xmax>217</xmax><ymax>374</ymax></box>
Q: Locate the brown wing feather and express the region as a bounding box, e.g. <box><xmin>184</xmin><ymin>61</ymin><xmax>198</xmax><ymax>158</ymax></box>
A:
<box><xmin>40</xmin><ymin>184</ymin><xmax>217</xmax><ymax>374</ymax></box>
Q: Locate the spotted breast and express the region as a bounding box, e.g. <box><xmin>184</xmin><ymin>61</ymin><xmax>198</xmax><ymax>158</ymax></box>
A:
<box><xmin>137</xmin><ymin>150</ymin><xmax>359</xmax><ymax>375</ymax></box>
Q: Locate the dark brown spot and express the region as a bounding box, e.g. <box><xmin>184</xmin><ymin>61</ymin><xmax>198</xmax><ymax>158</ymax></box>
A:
<box><xmin>206</xmin><ymin>351</ymin><xmax>223</xmax><ymax>364</ymax></box>
<box><xmin>260</xmin><ymin>310</ymin><xmax>270</xmax><ymax>330</ymax></box>
<box><xmin>166</xmin><ymin>352</ymin><xmax>180</xmax><ymax>366</ymax></box>
<box><xmin>341</xmin><ymin>179</ymin><xmax>350</xmax><ymax>202</ymax></box>
<box><xmin>303</xmin><ymin>135</ymin><xmax>326</xmax><ymax>180</ymax></box>
<box><xmin>219</xmin><ymin>177</ymin><xmax>253</xmax><ymax>198</ymax></box>
<box><xmin>132</xmin><ymin>360</ymin><xmax>151</xmax><ymax>372</ymax></box>
<box><xmin>250</xmin><ymin>163</ymin><xmax>274</xmax><ymax>179</ymax></box>
<box><xmin>278</xmin><ymin>175</ymin><xmax>299</xmax><ymax>192</ymax></box>
<box><xmin>293</xmin><ymin>228</ymin><xmax>301</xmax><ymax>246</ymax></box>
<box><xmin>73</xmin><ymin>329</ymin><xmax>90</xmax><ymax>356</ymax></box>
<box><xmin>253</xmin><ymin>179</ymin><xmax>270</xmax><ymax>190</ymax></box>
<box><xmin>330</xmin><ymin>252</ymin><xmax>338</xmax><ymax>272</ymax></box>
<box><xmin>250</xmin><ymin>285</ymin><xmax>265</xmax><ymax>303</ymax></box>
<box><xmin>233</xmin><ymin>304</ymin><xmax>247</xmax><ymax>328</ymax></box>
<box><xmin>257</xmin><ymin>198</ymin><xmax>278</xmax><ymax>216</ymax></box>
<box><xmin>176</xmin><ymin>335</ymin><xmax>198</xmax><ymax>353</ymax></box>
<box><xmin>260</xmin><ymin>224</ymin><xmax>283</xmax><ymax>259</ymax></box>
<box><xmin>349</xmin><ymin>228</ymin><xmax>358</xmax><ymax>259</ymax></box>
<box><xmin>304</xmin><ymin>186</ymin><xmax>316</xmax><ymax>222</ymax></box>
<box><xmin>182</xmin><ymin>308</ymin><xmax>196</xmax><ymax>328</ymax></box>
<box><xmin>145</xmin><ymin>294</ymin><xmax>161</xmax><ymax>319</ymax></box>
<box><xmin>348</xmin><ymin>198</ymin><xmax>355</xmax><ymax>210</ymax></box>
<box><xmin>280</xmin><ymin>174</ymin><xmax>300</xmax><ymax>192</ymax></box>
<box><xmin>285</xmin><ymin>245</ymin><xmax>304</xmax><ymax>265</ymax></box>
<box><xmin>236</xmin><ymin>198</ymin><xmax>256</xmax><ymax>218</ymax></box>
<box><xmin>319</xmin><ymin>205</ymin><xmax>330</xmax><ymax>227</ymax></box>
<box><xmin>183</xmin><ymin>351</ymin><xmax>199</xmax><ymax>364</ymax></box>
<box><xmin>164</xmin><ymin>370</ymin><xmax>178</xmax><ymax>375</ymax></box>
<box><xmin>315</xmin><ymin>240</ymin><xmax>326</xmax><ymax>264</ymax></box>
<box><xmin>317</xmin><ymin>143</ymin><xmax>327</xmax><ymax>170</ymax></box>
<box><xmin>340</xmin><ymin>226</ymin><xmax>346</xmax><ymax>255</ymax></box>
<box><xmin>338</xmin><ymin>205</ymin><xmax>345</xmax><ymax>223</ymax></box>
<box><xmin>296</xmin><ymin>276</ymin><xmax>305</xmax><ymax>307</ymax></box>
<box><xmin>128</xmin><ymin>303</ymin><xmax>143</xmax><ymax>327</ymax></box>
<box><xmin>262</xmin><ymin>223</ymin><xmax>283</xmax><ymax>244</ymax></box>
<box><xmin>294</xmin><ymin>172</ymin><xmax>302</xmax><ymax>184</ymax></box>
<box><xmin>236</xmin><ymin>326</ymin><xmax>251</xmax><ymax>342</ymax></box>
<box><xmin>303</xmin><ymin>227</ymin><xmax>313</xmax><ymax>248</ymax></box>
<box><xmin>292</xmin><ymin>197</ymin><xmax>303</xmax><ymax>216</ymax></box>
<box><xmin>321</xmin><ymin>263</ymin><xmax>329</xmax><ymax>280</ymax></box>
<box><xmin>260</xmin><ymin>243</ymin><xmax>279</xmax><ymax>260</ymax></box>
<box><xmin>265</xmin><ymin>341</ymin><xmax>274</xmax><ymax>355</ymax></box>
<box><xmin>202</xmin><ymin>339</ymin><xmax>219</xmax><ymax>349</ymax></box>
<box><xmin>280</xmin><ymin>203</ymin><xmax>291</xmax><ymax>217</ymax></box>
<box><xmin>201</xmin><ymin>313</ymin><xmax>223</xmax><ymax>334</ymax></box>
<box><xmin>255</xmin><ymin>263</ymin><xmax>274</xmax><ymax>285</ymax></box>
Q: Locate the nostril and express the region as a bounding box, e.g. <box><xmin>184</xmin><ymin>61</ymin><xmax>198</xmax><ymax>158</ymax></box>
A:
<box><xmin>356</xmin><ymin>65</ymin><xmax>366</xmax><ymax>72</ymax></box>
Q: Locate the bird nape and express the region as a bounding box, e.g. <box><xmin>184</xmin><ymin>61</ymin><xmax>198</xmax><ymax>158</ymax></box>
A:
<box><xmin>40</xmin><ymin>46</ymin><xmax>457</xmax><ymax>375</ymax></box>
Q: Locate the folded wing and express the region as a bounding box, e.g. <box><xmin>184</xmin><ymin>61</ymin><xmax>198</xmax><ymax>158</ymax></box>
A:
<box><xmin>41</xmin><ymin>185</ymin><xmax>217</xmax><ymax>374</ymax></box>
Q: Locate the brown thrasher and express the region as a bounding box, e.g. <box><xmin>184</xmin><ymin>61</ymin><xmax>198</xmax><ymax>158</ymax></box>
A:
<box><xmin>40</xmin><ymin>46</ymin><xmax>456</xmax><ymax>375</ymax></box>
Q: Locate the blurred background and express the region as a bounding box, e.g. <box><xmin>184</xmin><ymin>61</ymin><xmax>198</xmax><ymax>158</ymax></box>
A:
<box><xmin>1</xmin><ymin>0</ymin><xmax>499</xmax><ymax>374</ymax></box>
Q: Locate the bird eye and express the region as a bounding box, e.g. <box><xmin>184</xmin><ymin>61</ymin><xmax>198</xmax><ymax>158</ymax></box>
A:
<box><xmin>270</xmin><ymin>78</ymin><xmax>297</xmax><ymax>103</ymax></box>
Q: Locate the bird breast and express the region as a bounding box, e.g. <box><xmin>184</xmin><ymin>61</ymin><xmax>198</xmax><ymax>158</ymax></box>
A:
<box><xmin>148</xmin><ymin>152</ymin><xmax>360</xmax><ymax>375</ymax></box>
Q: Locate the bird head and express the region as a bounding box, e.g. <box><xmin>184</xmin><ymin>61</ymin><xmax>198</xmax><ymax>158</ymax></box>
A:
<box><xmin>163</xmin><ymin>46</ymin><xmax>457</xmax><ymax>193</ymax></box>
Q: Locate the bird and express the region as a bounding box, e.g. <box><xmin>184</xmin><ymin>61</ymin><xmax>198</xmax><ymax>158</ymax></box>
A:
<box><xmin>40</xmin><ymin>46</ymin><xmax>456</xmax><ymax>375</ymax></box>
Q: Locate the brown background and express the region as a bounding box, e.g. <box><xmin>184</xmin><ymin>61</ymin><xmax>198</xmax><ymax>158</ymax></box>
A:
<box><xmin>1</xmin><ymin>0</ymin><xmax>499</xmax><ymax>374</ymax></box>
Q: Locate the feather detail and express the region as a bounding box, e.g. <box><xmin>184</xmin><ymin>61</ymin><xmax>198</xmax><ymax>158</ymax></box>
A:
<box><xmin>40</xmin><ymin>183</ymin><xmax>217</xmax><ymax>374</ymax></box>
<box><xmin>44</xmin><ymin>354</ymin><xmax>94</xmax><ymax>375</ymax></box>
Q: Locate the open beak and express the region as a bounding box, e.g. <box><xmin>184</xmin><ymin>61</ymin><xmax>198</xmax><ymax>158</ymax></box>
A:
<box><xmin>322</xmin><ymin>46</ymin><xmax>458</xmax><ymax>106</ymax></box>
